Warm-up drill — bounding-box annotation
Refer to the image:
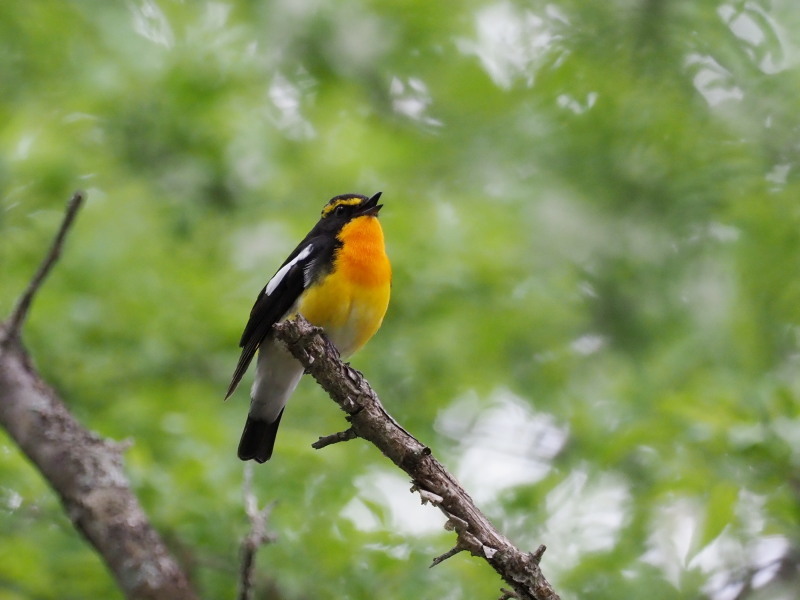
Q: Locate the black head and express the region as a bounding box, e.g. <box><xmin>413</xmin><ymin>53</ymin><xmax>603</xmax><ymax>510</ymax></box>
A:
<box><xmin>320</xmin><ymin>192</ymin><xmax>383</xmax><ymax>223</ymax></box>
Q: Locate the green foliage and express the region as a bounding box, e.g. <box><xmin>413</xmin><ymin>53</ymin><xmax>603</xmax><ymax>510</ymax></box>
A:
<box><xmin>2</xmin><ymin>0</ymin><xmax>799</xmax><ymax>598</ymax></box>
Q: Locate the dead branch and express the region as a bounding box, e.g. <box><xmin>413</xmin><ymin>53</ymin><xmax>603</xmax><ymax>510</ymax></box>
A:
<box><xmin>311</xmin><ymin>427</ymin><xmax>358</xmax><ymax>449</ymax></box>
<box><xmin>273</xmin><ymin>316</ymin><xmax>561</xmax><ymax>600</ymax></box>
<box><xmin>238</xmin><ymin>464</ymin><xmax>277</xmax><ymax>600</ymax></box>
<box><xmin>3</xmin><ymin>190</ymin><xmax>84</xmax><ymax>343</ymax></box>
<box><xmin>0</xmin><ymin>192</ymin><xmax>197</xmax><ymax>600</ymax></box>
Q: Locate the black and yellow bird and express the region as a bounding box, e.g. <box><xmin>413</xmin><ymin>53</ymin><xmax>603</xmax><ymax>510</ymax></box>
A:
<box><xmin>225</xmin><ymin>193</ymin><xmax>391</xmax><ymax>462</ymax></box>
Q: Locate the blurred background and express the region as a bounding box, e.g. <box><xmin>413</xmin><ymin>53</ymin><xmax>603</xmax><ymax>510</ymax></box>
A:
<box><xmin>2</xmin><ymin>1</ymin><xmax>799</xmax><ymax>598</ymax></box>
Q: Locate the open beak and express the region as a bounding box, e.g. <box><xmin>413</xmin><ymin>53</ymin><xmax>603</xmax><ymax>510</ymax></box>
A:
<box><xmin>359</xmin><ymin>191</ymin><xmax>383</xmax><ymax>216</ymax></box>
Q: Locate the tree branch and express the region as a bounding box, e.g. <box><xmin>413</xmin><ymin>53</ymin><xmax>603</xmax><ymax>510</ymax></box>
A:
<box><xmin>273</xmin><ymin>316</ymin><xmax>561</xmax><ymax>600</ymax></box>
<box><xmin>3</xmin><ymin>190</ymin><xmax>84</xmax><ymax>344</ymax></box>
<box><xmin>311</xmin><ymin>427</ymin><xmax>358</xmax><ymax>449</ymax></box>
<box><xmin>0</xmin><ymin>192</ymin><xmax>198</xmax><ymax>600</ymax></box>
<box><xmin>238</xmin><ymin>464</ymin><xmax>277</xmax><ymax>600</ymax></box>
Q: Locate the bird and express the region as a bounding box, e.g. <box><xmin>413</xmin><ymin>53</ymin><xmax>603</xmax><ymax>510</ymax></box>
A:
<box><xmin>225</xmin><ymin>192</ymin><xmax>391</xmax><ymax>463</ymax></box>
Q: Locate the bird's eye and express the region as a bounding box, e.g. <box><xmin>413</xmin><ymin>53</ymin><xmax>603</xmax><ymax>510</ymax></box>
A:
<box><xmin>334</xmin><ymin>205</ymin><xmax>347</xmax><ymax>217</ymax></box>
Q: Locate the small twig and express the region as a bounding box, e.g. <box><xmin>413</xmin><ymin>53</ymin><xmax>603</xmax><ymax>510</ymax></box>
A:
<box><xmin>430</xmin><ymin>544</ymin><xmax>466</xmax><ymax>568</ymax></box>
<box><xmin>499</xmin><ymin>588</ymin><xmax>521</xmax><ymax>600</ymax></box>
<box><xmin>532</xmin><ymin>545</ymin><xmax>547</xmax><ymax>564</ymax></box>
<box><xmin>411</xmin><ymin>485</ymin><xmax>444</xmax><ymax>506</ymax></box>
<box><xmin>4</xmin><ymin>191</ymin><xmax>85</xmax><ymax>342</ymax></box>
<box><xmin>311</xmin><ymin>427</ymin><xmax>358</xmax><ymax>449</ymax></box>
<box><xmin>238</xmin><ymin>464</ymin><xmax>277</xmax><ymax>600</ymax></box>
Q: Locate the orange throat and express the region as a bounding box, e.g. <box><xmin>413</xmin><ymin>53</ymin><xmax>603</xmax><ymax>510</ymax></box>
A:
<box><xmin>296</xmin><ymin>215</ymin><xmax>391</xmax><ymax>357</ymax></box>
<box><xmin>335</xmin><ymin>215</ymin><xmax>392</xmax><ymax>287</ymax></box>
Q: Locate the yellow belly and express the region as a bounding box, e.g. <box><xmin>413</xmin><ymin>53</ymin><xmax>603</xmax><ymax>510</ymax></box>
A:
<box><xmin>296</xmin><ymin>215</ymin><xmax>390</xmax><ymax>357</ymax></box>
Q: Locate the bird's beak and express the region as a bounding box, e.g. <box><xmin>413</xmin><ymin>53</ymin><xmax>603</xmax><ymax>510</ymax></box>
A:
<box><xmin>360</xmin><ymin>192</ymin><xmax>383</xmax><ymax>216</ymax></box>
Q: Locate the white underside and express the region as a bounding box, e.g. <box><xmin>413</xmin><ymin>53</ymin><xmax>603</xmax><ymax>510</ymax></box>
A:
<box><xmin>248</xmin><ymin>310</ymin><xmax>367</xmax><ymax>422</ymax></box>
<box><xmin>249</xmin><ymin>339</ymin><xmax>305</xmax><ymax>423</ymax></box>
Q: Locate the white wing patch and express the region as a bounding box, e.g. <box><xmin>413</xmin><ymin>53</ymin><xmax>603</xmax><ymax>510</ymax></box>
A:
<box><xmin>265</xmin><ymin>244</ymin><xmax>313</xmax><ymax>296</ymax></box>
<box><xmin>303</xmin><ymin>255</ymin><xmax>318</xmax><ymax>288</ymax></box>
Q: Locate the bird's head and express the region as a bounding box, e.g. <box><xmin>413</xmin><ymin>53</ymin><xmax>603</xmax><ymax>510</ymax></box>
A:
<box><xmin>320</xmin><ymin>192</ymin><xmax>383</xmax><ymax>223</ymax></box>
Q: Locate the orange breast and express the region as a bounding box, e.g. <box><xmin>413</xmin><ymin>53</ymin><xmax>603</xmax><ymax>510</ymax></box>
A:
<box><xmin>297</xmin><ymin>215</ymin><xmax>391</xmax><ymax>357</ymax></box>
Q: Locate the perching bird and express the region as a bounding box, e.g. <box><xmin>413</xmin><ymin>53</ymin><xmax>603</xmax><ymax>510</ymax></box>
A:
<box><xmin>225</xmin><ymin>193</ymin><xmax>391</xmax><ymax>462</ymax></box>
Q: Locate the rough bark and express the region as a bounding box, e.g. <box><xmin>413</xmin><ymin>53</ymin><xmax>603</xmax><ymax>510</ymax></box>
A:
<box><xmin>0</xmin><ymin>331</ymin><xmax>198</xmax><ymax>600</ymax></box>
<box><xmin>273</xmin><ymin>317</ymin><xmax>561</xmax><ymax>600</ymax></box>
<box><xmin>0</xmin><ymin>192</ymin><xmax>197</xmax><ymax>600</ymax></box>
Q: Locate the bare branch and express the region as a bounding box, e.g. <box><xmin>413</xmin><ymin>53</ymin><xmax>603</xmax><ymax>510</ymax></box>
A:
<box><xmin>0</xmin><ymin>194</ymin><xmax>197</xmax><ymax>600</ymax></box>
<box><xmin>273</xmin><ymin>316</ymin><xmax>561</xmax><ymax>600</ymax></box>
<box><xmin>431</xmin><ymin>544</ymin><xmax>467</xmax><ymax>568</ymax></box>
<box><xmin>238</xmin><ymin>464</ymin><xmax>277</xmax><ymax>600</ymax></box>
<box><xmin>3</xmin><ymin>190</ymin><xmax>85</xmax><ymax>343</ymax></box>
<box><xmin>311</xmin><ymin>427</ymin><xmax>358</xmax><ymax>449</ymax></box>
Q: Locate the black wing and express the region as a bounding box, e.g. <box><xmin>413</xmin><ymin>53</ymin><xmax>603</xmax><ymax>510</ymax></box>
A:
<box><xmin>224</xmin><ymin>235</ymin><xmax>323</xmax><ymax>399</ymax></box>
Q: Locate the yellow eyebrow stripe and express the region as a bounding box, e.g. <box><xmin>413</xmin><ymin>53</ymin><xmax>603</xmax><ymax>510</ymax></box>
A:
<box><xmin>321</xmin><ymin>197</ymin><xmax>363</xmax><ymax>217</ymax></box>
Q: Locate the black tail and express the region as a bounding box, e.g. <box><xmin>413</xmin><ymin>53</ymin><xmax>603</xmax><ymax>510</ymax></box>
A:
<box><xmin>238</xmin><ymin>409</ymin><xmax>284</xmax><ymax>463</ymax></box>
